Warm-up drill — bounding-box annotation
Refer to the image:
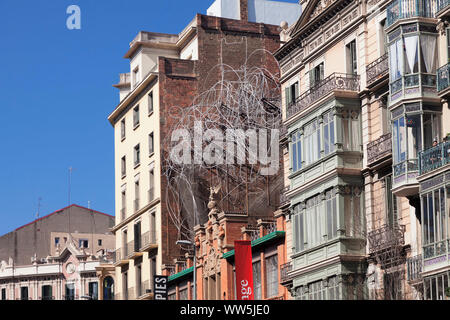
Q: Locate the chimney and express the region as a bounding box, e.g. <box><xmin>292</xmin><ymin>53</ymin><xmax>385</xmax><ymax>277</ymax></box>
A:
<box><xmin>239</xmin><ymin>0</ymin><xmax>248</xmax><ymax>21</ymax></box>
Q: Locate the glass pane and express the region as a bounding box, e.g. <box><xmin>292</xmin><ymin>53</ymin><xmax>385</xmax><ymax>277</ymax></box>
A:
<box><xmin>343</xmin><ymin>119</ymin><xmax>350</xmax><ymax>150</ymax></box>
<box><xmin>351</xmin><ymin>117</ymin><xmax>360</xmax><ymax>151</ymax></box>
<box><xmin>253</xmin><ymin>261</ymin><xmax>262</xmax><ymax>300</ymax></box>
<box><xmin>406</xmin><ymin>115</ymin><xmax>421</xmax><ymax>159</ymax></box>
<box><xmin>324</xmin><ymin>124</ymin><xmax>329</xmax><ymax>155</ymax></box>
<box><xmin>330</xmin><ymin>120</ymin><xmax>335</xmax><ymax>152</ymax></box>
<box><xmin>429</xmin><ymin>193</ymin><xmax>434</xmax><ymax>244</ymax></box>
<box><xmin>292</xmin><ymin>143</ymin><xmax>297</xmax><ymax>172</ymax></box>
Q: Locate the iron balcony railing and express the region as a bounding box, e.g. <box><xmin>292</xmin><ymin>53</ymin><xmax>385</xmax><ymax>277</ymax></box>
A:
<box><xmin>423</xmin><ymin>239</ymin><xmax>449</xmax><ymax>261</ymax></box>
<box><xmin>113</xmin><ymin>248</ymin><xmax>121</xmax><ymax>264</ymax></box>
<box><xmin>437</xmin><ymin>0</ymin><xmax>450</xmax><ymax>14</ymax></box>
<box><xmin>127</xmin><ymin>240</ymin><xmax>135</xmax><ymax>258</ymax></box>
<box><xmin>407</xmin><ymin>255</ymin><xmax>423</xmax><ymax>282</ymax></box>
<box><xmin>366</xmin><ymin>53</ymin><xmax>389</xmax><ymax>86</ymax></box>
<box><xmin>419</xmin><ymin>141</ymin><xmax>450</xmax><ymax>175</ymax></box>
<box><xmin>280</xmin><ymin>186</ymin><xmax>290</xmax><ymax>207</ymax></box>
<box><xmin>368</xmin><ymin>224</ymin><xmax>406</xmax><ymax>254</ymax></box>
<box><xmin>437</xmin><ymin>63</ymin><xmax>450</xmax><ymax>93</ymax></box>
<box><xmin>138</xmin><ymin>280</ymin><xmax>152</xmax><ymax>297</ymax></box>
<box><xmin>287</xmin><ymin>73</ymin><xmax>360</xmax><ymax>119</ymax></box>
<box><xmin>141</xmin><ymin>230</ymin><xmax>157</xmax><ymax>250</ymax></box>
<box><xmin>367</xmin><ymin>133</ymin><xmax>392</xmax><ymax>165</ymax></box>
<box><xmin>386</xmin><ymin>0</ymin><xmax>437</xmax><ymax>28</ymax></box>
<box><xmin>280</xmin><ymin>261</ymin><xmax>293</xmax><ymax>283</ymax></box>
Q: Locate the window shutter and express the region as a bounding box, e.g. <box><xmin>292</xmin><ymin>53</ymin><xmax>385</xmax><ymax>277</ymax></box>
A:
<box><xmin>285</xmin><ymin>87</ymin><xmax>291</xmax><ymax>106</ymax></box>
<box><xmin>319</xmin><ymin>63</ymin><xmax>324</xmax><ymax>82</ymax></box>
<box><xmin>294</xmin><ymin>82</ymin><xmax>299</xmax><ymax>101</ymax></box>
<box><xmin>309</xmin><ymin>69</ymin><xmax>315</xmax><ymax>88</ymax></box>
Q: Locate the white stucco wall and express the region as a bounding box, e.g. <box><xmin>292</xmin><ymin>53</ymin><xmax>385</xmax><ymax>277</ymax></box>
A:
<box><xmin>207</xmin><ymin>0</ymin><xmax>302</xmax><ymax>26</ymax></box>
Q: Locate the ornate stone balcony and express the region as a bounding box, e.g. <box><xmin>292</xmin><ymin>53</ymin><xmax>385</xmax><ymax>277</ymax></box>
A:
<box><xmin>386</xmin><ymin>0</ymin><xmax>437</xmax><ymax>28</ymax></box>
<box><xmin>140</xmin><ymin>230</ymin><xmax>158</xmax><ymax>252</ymax></box>
<box><xmin>366</xmin><ymin>53</ymin><xmax>389</xmax><ymax>88</ymax></box>
<box><xmin>367</xmin><ymin>133</ymin><xmax>392</xmax><ymax>167</ymax></box>
<box><xmin>287</xmin><ymin>73</ymin><xmax>360</xmax><ymax>119</ymax></box>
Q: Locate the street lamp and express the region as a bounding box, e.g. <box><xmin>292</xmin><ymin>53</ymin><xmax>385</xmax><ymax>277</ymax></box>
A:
<box><xmin>176</xmin><ymin>240</ymin><xmax>196</xmax><ymax>300</ymax></box>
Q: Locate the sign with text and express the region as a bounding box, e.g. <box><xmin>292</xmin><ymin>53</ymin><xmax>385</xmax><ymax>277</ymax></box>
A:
<box><xmin>154</xmin><ymin>275</ymin><xmax>168</xmax><ymax>300</ymax></box>
<box><xmin>234</xmin><ymin>240</ymin><xmax>254</xmax><ymax>300</ymax></box>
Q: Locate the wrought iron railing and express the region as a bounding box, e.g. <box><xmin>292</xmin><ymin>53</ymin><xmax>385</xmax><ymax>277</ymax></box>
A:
<box><xmin>280</xmin><ymin>186</ymin><xmax>290</xmax><ymax>207</ymax></box>
<box><xmin>280</xmin><ymin>261</ymin><xmax>293</xmax><ymax>283</ymax></box>
<box><xmin>366</xmin><ymin>53</ymin><xmax>389</xmax><ymax>86</ymax></box>
<box><xmin>419</xmin><ymin>141</ymin><xmax>450</xmax><ymax>175</ymax></box>
<box><xmin>423</xmin><ymin>240</ymin><xmax>448</xmax><ymax>260</ymax></box>
<box><xmin>367</xmin><ymin>133</ymin><xmax>392</xmax><ymax>165</ymax></box>
<box><xmin>437</xmin><ymin>0</ymin><xmax>450</xmax><ymax>14</ymax></box>
<box><xmin>437</xmin><ymin>63</ymin><xmax>450</xmax><ymax>93</ymax></box>
<box><xmin>407</xmin><ymin>255</ymin><xmax>423</xmax><ymax>282</ymax></box>
<box><xmin>141</xmin><ymin>230</ymin><xmax>157</xmax><ymax>250</ymax></box>
<box><xmin>138</xmin><ymin>280</ymin><xmax>151</xmax><ymax>297</ymax></box>
<box><xmin>287</xmin><ymin>73</ymin><xmax>360</xmax><ymax>119</ymax></box>
<box><xmin>113</xmin><ymin>248</ymin><xmax>121</xmax><ymax>264</ymax></box>
<box><xmin>386</xmin><ymin>0</ymin><xmax>437</xmax><ymax>27</ymax></box>
<box><xmin>127</xmin><ymin>241</ymin><xmax>135</xmax><ymax>258</ymax></box>
<box><xmin>368</xmin><ymin>224</ymin><xmax>406</xmax><ymax>254</ymax></box>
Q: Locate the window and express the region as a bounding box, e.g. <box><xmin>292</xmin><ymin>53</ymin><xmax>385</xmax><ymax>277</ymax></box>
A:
<box><xmin>135</xmin><ymin>264</ymin><xmax>142</xmax><ymax>297</ymax></box>
<box><xmin>285</xmin><ymin>81</ymin><xmax>299</xmax><ymax>107</ymax></box>
<box><xmin>310</xmin><ymin>62</ymin><xmax>324</xmax><ymax>88</ymax></box>
<box><xmin>121</xmin><ymin>190</ymin><xmax>126</xmax><ymax>220</ymax></box>
<box><xmin>344</xmin><ymin>187</ymin><xmax>363</xmax><ymax>238</ymax></box>
<box><xmin>148</xmin><ymin>92</ymin><xmax>154</xmax><ymax>114</ymax></box>
<box><xmin>385</xmin><ymin>175</ymin><xmax>399</xmax><ymax>226</ymax></box>
<box><xmin>98</xmin><ymin>239</ymin><xmax>102</xmax><ymax>246</ymax></box>
<box><xmin>327</xmin><ymin>276</ymin><xmax>340</xmax><ymax>300</ymax></box>
<box><xmin>149</xmin><ymin>132</ymin><xmax>154</xmax><ymax>155</ymax></box>
<box><xmin>265</xmin><ymin>255</ymin><xmax>278</xmax><ymax>298</ymax></box>
<box><xmin>121</xmin><ymin>118</ymin><xmax>126</xmax><ymax>140</ymax></box>
<box><xmin>134</xmin><ymin>144</ymin><xmax>140</xmax><ymax>166</ymax></box>
<box><xmin>133</xmin><ymin>67</ymin><xmax>140</xmax><ymax>87</ymax></box>
<box><xmin>293</xmin><ymin>188</ymin><xmax>340</xmax><ymax>253</ymax></box>
<box><xmin>65</xmin><ymin>283</ymin><xmax>75</xmax><ymax>300</ymax></box>
<box><xmin>323</xmin><ymin>111</ymin><xmax>335</xmax><ymax>156</ymax></box>
<box><xmin>150</xmin><ymin>255</ymin><xmax>157</xmax><ymax>292</ymax></box>
<box><xmin>308</xmin><ymin>280</ymin><xmax>326</xmax><ymax>300</ymax></box>
<box><xmin>342</xmin><ymin>110</ymin><xmax>360</xmax><ymax>151</ymax></box>
<box><xmin>149</xmin><ymin>168</ymin><xmax>155</xmax><ymax>202</ymax></box>
<box><xmin>134</xmin><ymin>221</ymin><xmax>141</xmax><ymax>251</ymax></box>
<box><xmin>89</xmin><ymin>282</ymin><xmax>99</xmax><ymax>300</ymax></box>
<box><xmin>379</xmin><ymin>19</ymin><xmax>387</xmax><ymax>55</ymax></box>
<box><xmin>150</xmin><ymin>211</ymin><xmax>156</xmax><ymax>243</ymax></box>
<box><xmin>55</xmin><ymin>237</ymin><xmax>60</xmax><ymax>246</ymax></box>
<box><xmin>79</xmin><ymin>239</ymin><xmax>89</xmax><ymax>249</ymax></box>
<box><xmin>253</xmin><ymin>261</ymin><xmax>262</xmax><ymax>300</ymax></box>
<box><xmin>346</xmin><ymin>40</ymin><xmax>357</xmax><ymax>75</ymax></box>
<box><xmin>304</xmin><ymin>119</ymin><xmax>321</xmax><ymax>166</ymax></box>
<box><xmin>135</xmin><ymin>180</ymin><xmax>140</xmax><ymax>212</ymax></box>
<box><xmin>291</xmin><ymin>131</ymin><xmax>302</xmax><ymax>172</ymax></box>
<box><xmin>123</xmin><ymin>272</ymin><xmax>128</xmax><ymax>300</ymax></box>
<box><xmin>121</xmin><ymin>156</ymin><xmax>126</xmax><ymax>177</ymax></box>
<box><xmin>1</xmin><ymin>288</ymin><xmax>6</xmax><ymax>300</ymax></box>
<box><xmin>422</xmin><ymin>187</ymin><xmax>447</xmax><ymax>258</ymax></box>
<box><xmin>389</xmin><ymin>38</ymin><xmax>404</xmax><ymax>82</ymax></box>
<box><xmin>424</xmin><ymin>272</ymin><xmax>449</xmax><ymax>300</ymax></box>
<box><xmin>133</xmin><ymin>105</ymin><xmax>140</xmax><ymax>128</ymax></box>
<box><xmin>179</xmin><ymin>288</ymin><xmax>188</xmax><ymax>300</ymax></box>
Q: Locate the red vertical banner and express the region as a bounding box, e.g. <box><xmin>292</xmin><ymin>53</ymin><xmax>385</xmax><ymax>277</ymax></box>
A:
<box><xmin>234</xmin><ymin>240</ymin><xmax>254</xmax><ymax>300</ymax></box>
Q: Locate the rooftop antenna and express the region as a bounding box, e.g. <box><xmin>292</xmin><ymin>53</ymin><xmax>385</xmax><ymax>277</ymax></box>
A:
<box><xmin>36</xmin><ymin>197</ymin><xmax>42</xmax><ymax>219</ymax></box>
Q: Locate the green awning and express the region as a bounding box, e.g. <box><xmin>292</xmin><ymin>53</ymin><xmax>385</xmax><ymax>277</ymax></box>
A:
<box><xmin>222</xmin><ymin>231</ymin><xmax>285</xmax><ymax>260</ymax></box>
<box><xmin>168</xmin><ymin>266</ymin><xmax>194</xmax><ymax>283</ymax></box>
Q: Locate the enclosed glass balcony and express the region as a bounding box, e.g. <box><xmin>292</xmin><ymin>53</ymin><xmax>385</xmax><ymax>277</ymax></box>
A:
<box><xmin>386</xmin><ymin>0</ymin><xmax>437</xmax><ymax>28</ymax></box>
<box><xmin>437</xmin><ymin>0</ymin><xmax>450</xmax><ymax>16</ymax></box>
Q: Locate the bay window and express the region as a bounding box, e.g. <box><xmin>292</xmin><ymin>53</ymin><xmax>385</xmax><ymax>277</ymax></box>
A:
<box><xmin>291</xmin><ymin>131</ymin><xmax>302</xmax><ymax>173</ymax></box>
<box><xmin>391</xmin><ymin>102</ymin><xmax>441</xmax><ymax>183</ymax></box>
<box><xmin>422</xmin><ymin>187</ymin><xmax>449</xmax><ymax>261</ymax></box>
<box><xmin>323</xmin><ymin>111</ymin><xmax>335</xmax><ymax>156</ymax></box>
<box><xmin>388</xmin><ymin>23</ymin><xmax>438</xmax><ymax>96</ymax></box>
<box><xmin>292</xmin><ymin>188</ymin><xmax>339</xmax><ymax>253</ymax></box>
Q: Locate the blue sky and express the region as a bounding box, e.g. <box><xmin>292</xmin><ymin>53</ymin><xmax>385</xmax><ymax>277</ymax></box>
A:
<box><xmin>0</xmin><ymin>0</ymin><xmax>298</xmax><ymax>236</ymax></box>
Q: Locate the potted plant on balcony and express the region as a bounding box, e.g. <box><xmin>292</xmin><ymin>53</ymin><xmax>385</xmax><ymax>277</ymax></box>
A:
<box><xmin>445</xmin><ymin>287</ymin><xmax>450</xmax><ymax>299</ymax></box>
